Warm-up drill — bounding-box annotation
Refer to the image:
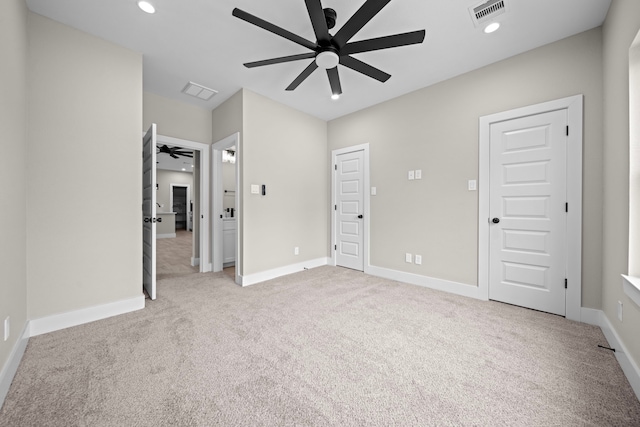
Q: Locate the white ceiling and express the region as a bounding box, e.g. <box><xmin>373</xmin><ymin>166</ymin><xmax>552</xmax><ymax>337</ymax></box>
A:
<box><xmin>25</xmin><ymin>0</ymin><xmax>611</xmax><ymax>121</ymax></box>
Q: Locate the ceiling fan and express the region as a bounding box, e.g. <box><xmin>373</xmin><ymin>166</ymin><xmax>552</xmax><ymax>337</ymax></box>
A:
<box><xmin>232</xmin><ymin>0</ymin><xmax>426</xmax><ymax>97</ymax></box>
<box><xmin>157</xmin><ymin>145</ymin><xmax>193</xmax><ymax>159</ymax></box>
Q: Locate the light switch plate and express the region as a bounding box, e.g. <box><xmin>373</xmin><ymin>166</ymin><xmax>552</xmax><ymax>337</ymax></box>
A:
<box><xmin>405</xmin><ymin>253</ymin><xmax>412</xmax><ymax>263</ymax></box>
<box><xmin>468</xmin><ymin>180</ymin><xmax>477</xmax><ymax>191</ymax></box>
<box><xmin>408</xmin><ymin>171</ymin><xmax>415</xmax><ymax>180</ymax></box>
<box><xmin>415</xmin><ymin>169</ymin><xmax>422</xmax><ymax>180</ymax></box>
<box><xmin>371</xmin><ymin>187</ymin><xmax>377</xmax><ymax>196</ymax></box>
<box><xmin>415</xmin><ymin>255</ymin><xmax>422</xmax><ymax>265</ymax></box>
<box><xmin>251</xmin><ymin>184</ymin><xmax>259</xmax><ymax>194</ymax></box>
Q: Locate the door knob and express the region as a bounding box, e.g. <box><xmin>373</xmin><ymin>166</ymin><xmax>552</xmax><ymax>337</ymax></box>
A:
<box><xmin>492</xmin><ymin>217</ymin><xmax>500</xmax><ymax>224</ymax></box>
<box><xmin>358</xmin><ymin>214</ymin><xmax>363</xmax><ymax>219</ymax></box>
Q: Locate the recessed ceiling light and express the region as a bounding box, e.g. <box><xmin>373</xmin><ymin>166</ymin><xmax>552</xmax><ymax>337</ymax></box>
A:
<box><xmin>484</xmin><ymin>22</ymin><xmax>500</xmax><ymax>33</ymax></box>
<box><xmin>138</xmin><ymin>1</ymin><xmax>155</xmax><ymax>14</ymax></box>
<box><xmin>331</xmin><ymin>94</ymin><xmax>340</xmax><ymax>100</ymax></box>
<box><xmin>181</xmin><ymin>168</ymin><xmax>186</xmax><ymax>171</ymax></box>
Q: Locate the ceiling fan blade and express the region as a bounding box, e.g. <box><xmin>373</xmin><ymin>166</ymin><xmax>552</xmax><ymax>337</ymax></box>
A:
<box><xmin>339</xmin><ymin>55</ymin><xmax>391</xmax><ymax>82</ymax></box>
<box><xmin>327</xmin><ymin>67</ymin><xmax>342</xmax><ymax>95</ymax></box>
<box><xmin>170</xmin><ymin>153</ymin><xmax>179</xmax><ymax>159</ymax></box>
<box><xmin>332</xmin><ymin>0</ymin><xmax>391</xmax><ymax>47</ymax></box>
<box><xmin>286</xmin><ymin>61</ymin><xmax>319</xmax><ymax>91</ymax></box>
<box><xmin>244</xmin><ymin>52</ymin><xmax>316</xmax><ymax>68</ymax></box>
<box><xmin>341</xmin><ymin>30</ymin><xmax>426</xmax><ymax>55</ymax></box>
<box><xmin>305</xmin><ymin>0</ymin><xmax>331</xmax><ymax>44</ymax></box>
<box><xmin>232</xmin><ymin>8</ymin><xmax>317</xmax><ymax>51</ymax></box>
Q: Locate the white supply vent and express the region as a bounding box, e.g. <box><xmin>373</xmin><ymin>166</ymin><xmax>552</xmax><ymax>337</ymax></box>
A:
<box><xmin>182</xmin><ymin>81</ymin><xmax>218</xmax><ymax>101</ymax></box>
<box><xmin>469</xmin><ymin>0</ymin><xmax>507</xmax><ymax>28</ymax></box>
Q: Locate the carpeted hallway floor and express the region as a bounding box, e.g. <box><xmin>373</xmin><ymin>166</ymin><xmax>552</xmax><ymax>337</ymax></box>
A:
<box><xmin>1</xmin><ymin>237</ymin><xmax>639</xmax><ymax>426</ymax></box>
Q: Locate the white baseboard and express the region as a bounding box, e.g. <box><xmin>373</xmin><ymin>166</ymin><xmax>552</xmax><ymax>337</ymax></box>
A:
<box><xmin>580</xmin><ymin>307</ymin><xmax>640</xmax><ymax>401</ymax></box>
<box><xmin>579</xmin><ymin>307</ymin><xmax>602</xmax><ymax>326</ymax></box>
<box><xmin>191</xmin><ymin>257</ymin><xmax>200</xmax><ymax>267</ymax></box>
<box><xmin>29</xmin><ymin>295</ymin><xmax>146</xmax><ymax>337</ymax></box>
<box><xmin>0</xmin><ymin>323</ymin><xmax>30</xmax><ymax>408</ymax></box>
<box><xmin>366</xmin><ymin>265</ymin><xmax>482</xmax><ymax>300</ymax></box>
<box><xmin>240</xmin><ymin>257</ymin><xmax>328</xmax><ymax>287</ymax></box>
<box><xmin>598</xmin><ymin>311</ymin><xmax>640</xmax><ymax>401</ymax></box>
<box><xmin>157</xmin><ymin>233</ymin><xmax>176</xmax><ymax>239</ymax></box>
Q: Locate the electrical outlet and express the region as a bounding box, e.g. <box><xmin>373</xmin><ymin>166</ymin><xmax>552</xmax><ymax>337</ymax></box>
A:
<box><xmin>617</xmin><ymin>301</ymin><xmax>623</xmax><ymax>322</ymax></box>
<box><xmin>4</xmin><ymin>316</ymin><xmax>9</xmax><ymax>342</ymax></box>
<box><xmin>294</xmin><ymin>247</ymin><xmax>299</xmax><ymax>255</ymax></box>
<box><xmin>405</xmin><ymin>253</ymin><xmax>412</xmax><ymax>263</ymax></box>
<box><xmin>415</xmin><ymin>255</ymin><xmax>422</xmax><ymax>265</ymax></box>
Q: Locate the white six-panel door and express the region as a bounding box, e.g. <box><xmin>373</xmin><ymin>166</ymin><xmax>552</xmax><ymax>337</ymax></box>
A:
<box><xmin>335</xmin><ymin>150</ymin><xmax>365</xmax><ymax>271</ymax></box>
<box><xmin>489</xmin><ymin>110</ymin><xmax>567</xmax><ymax>315</ymax></box>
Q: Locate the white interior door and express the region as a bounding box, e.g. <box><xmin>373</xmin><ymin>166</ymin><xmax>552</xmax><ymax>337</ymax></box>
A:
<box><xmin>335</xmin><ymin>150</ymin><xmax>365</xmax><ymax>271</ymax></box>
<box><xmin>142</xmin><ymin>124</ymin><xmax>157</xmax><ymax>300</ymax></box>
<box><xmin>489</xmin><ymin>110</ymin><xmax>567</xmax><ymax>315</ymax></box>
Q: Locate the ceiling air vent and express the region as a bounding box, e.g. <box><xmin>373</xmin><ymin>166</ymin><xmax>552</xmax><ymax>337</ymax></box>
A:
<box><xmin>181</xmin><ymin>81</ymin><xmax>218</xmax><ymax>101</ymax></box>
<box><xmin>469</xmin><ymin>0</ymin><xmax>507</xmax><ymax>28</ymax></box>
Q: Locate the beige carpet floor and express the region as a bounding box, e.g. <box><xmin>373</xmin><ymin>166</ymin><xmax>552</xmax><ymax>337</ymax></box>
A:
<box><xmin>1</xmin><ymin>240</ymin><xmax>639</xmax><ymax>425</ymax></box>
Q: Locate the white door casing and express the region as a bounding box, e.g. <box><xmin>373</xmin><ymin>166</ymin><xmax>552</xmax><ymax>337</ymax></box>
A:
<box><xmin>142</xmin><ymin>124</ymin><xmax>157</xmax><ymax>300</ymax></box>
<box><xmin>212</xmin><ymin>133</ymin><xmax>240</xmax><ymax>283</ymax></box>
<box><xmin>155</xmin><ymin>134</ymin><xmax>210</xmax><ymax>273</ymax></box>
<box><xmin>489</xmin><ymin>110</ymin><xmax>567</xmax><ymax>316</ymax></box>
<box><xmin>479</xmin><ymin>95</ymin><xmax>583</xmax><ymax>321</ymax></box>
<box><xmin>332</xmin><ymin>144</ymin><xmax>370</xmax><ymax>271</ymax></box>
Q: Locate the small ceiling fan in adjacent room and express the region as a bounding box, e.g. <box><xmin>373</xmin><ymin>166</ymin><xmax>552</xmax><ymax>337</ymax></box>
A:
<box><xmin>232</xmin><ymin>0</ymin><xmax>426</xmax><ymax>98</ymax></box>
<box><xmin>157</xmin><ymin>145</ymin><xmax>193</xmax><ymax>159</ymax></box>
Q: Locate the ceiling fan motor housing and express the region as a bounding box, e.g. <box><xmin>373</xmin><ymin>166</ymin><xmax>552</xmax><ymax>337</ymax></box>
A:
<box><xmin>324</xmin><ymin>8</ymin><xmax>336</xmax><ymax>29</ymax></box>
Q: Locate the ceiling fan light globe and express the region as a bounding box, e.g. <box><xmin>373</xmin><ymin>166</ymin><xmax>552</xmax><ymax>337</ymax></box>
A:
<box><xmin>316</xmin><ymin>51</ymin><xmax>340</xmax><ymax>70</ymax></box>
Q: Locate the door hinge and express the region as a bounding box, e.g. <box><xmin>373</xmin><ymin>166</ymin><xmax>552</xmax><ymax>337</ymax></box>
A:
<box><xmin>566</xmin><ymin>203</ymin><xmax>568</xmax><ymax>213</ymax></box>
<box><xmin>334</xmin><ymin>164</ymin><xmax>337</xmax><ymax>170</ymax></box>
<box><xmin>565</xmin><ymin>278</ymin><xmax>568</xmax><ymax>289</ymax></box>
<box><xmin>566</xmin><ymin>126</ymin><xmax>569</xmax><ymax>136</ymax></box>
<box><xmin>334</xmin><ymin>244</ymin><xmax>337</xmax><ymax>250</ymax></box>
<box><xmin>334</xmin><ymin>205</ymin><xmax>337</xmax><ymax>211</ymax></box>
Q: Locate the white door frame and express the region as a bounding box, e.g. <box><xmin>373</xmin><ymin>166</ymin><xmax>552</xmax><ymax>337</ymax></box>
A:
<box><xmin>212</xmin><ymin>132</ymin><xmax>240</xmax><ymax>284</ymax></box>
<box><xmin>478</xmin><ymin>95</ymin><xmax>583</xmax><ymax>321</ymax></box>
<box><xmin>331</xmin><ymin>143</ymin><xmax>370</xmax><ymax>271</ymax></box>
<box><xmin>156</xmin><ymin>134</ymin><xmax>211</xmax><ymax>273</ymax></box>
<box><xmin>169</xmin><ymin>183</ymin><xmax>191</xmax><ymax>231</ymax></box>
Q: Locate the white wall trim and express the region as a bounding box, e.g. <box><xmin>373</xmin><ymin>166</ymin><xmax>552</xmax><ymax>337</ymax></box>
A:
<box><xmin>29</xmin><ymin>295</ymin><xmax>145</xmax><ymax>337</ymax></box>
<box><xmin>478</xmin><ymin>95</ymin><xmax>583</xmax><ymax>321</ymax></box>
<box><xmin>156</xmin><ymin>134</ymin><xmax>211</xmax><ymax>273</ymax></box>
<box><xmin>367</xmin><ymin>265</ymin><xmax>481</xmax><ymax>300</ymax></box>
<box><xmin>212</xmin><ymin>133</ymin><xmax>241</xmax><ymax>284</ymax></box>
<box><xmin>157</xmin><ymin>233</ymin><xmax>176</xmax><ymax>239</ymax></box>
<box><xmin>598</xmin><ymin>310</ymin><xmax>640</xmax><ymax>401</ymax></box>
<box><xmin>239</xmin><ymin>257</ymin><xmax>328</xmax><ymax>287</ymax></box>
<box><xmin>191</xmin><ymin>257</ymin><xmax>200</xmax><ymax>267</ymax></box>
<box><xmin>0</xmin><ymin>323</ymin><xmax>30</xmax><ymax>409</ymax></box>
<box><xmin>622</xmin><ymin>275</ymin><xmax>640</xmax><ymax>308</ymax></box>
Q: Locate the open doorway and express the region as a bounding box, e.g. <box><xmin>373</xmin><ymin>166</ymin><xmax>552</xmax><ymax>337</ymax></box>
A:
<box><xmin>154</xmin><ymin>134</ymin><xmax>210</xmax><ymax>285</ymax></box>
<box><xmin>212</xmin><ymin>132</ymin><xmax>240</xmax><ymax>284</ymax></box>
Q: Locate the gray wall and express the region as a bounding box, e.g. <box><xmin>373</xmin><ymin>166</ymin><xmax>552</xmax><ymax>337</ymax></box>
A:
<box><xmin>0</xmin><ymin>0</ymin><xmax>28</xmax><ymax>379</ymax></box>
<box><xmin>212</xmin><ymin>90</ymin><xmax>328</xmax><ymax>277</ymax></box>
<box><xmin>329</xmin><ymin>28</ymin><xmax>604</xmax><ymax>306</ymax></box>
<box><xmin>26</xmin><ymin>13</ymin><xmax>142</xmax><ymax>318</ymax></box>
<box><xmin>156</xmin><ymin>170</ymin><xmax>193</xmax><ymax>213</ymax></box>
<box><xmin>242</xmin><ymin>90</ymin><xmax>328</xmax><ymax>275</ymax></box>
<box><xmin>602</xmin><ymin>0</ymin><xmax>640</xmax><ymax>370</ymax></box>
<box><xmin>143</xmin><ymin>92</ymin><xmax>212</xmax><ymax>144</ymax></box>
